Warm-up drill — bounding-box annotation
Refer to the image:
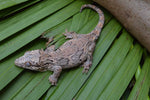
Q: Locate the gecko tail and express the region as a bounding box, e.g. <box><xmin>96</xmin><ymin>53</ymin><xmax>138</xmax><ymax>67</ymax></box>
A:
<box><xmin>80</xmin><ymin>4</ymin><xmax>104</xmax><ymax>40</ymax></box>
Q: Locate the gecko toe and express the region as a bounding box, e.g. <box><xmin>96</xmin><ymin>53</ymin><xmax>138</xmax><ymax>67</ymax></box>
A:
<box><xmin>49</xmin><ymin>75</ymin><xmax>58</xmax><ymax>86</ymax></box>
<box><xmin>82</xmin><ymin>68</ymin><xmax>89</xmax><ymax>74</ymax></box>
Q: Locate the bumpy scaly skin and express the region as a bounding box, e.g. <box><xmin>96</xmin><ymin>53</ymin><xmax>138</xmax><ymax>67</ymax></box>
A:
<box><xmin>15</xmin><ymin>4</ymin><xmax>104</xmax><ymax>85</ymax></box>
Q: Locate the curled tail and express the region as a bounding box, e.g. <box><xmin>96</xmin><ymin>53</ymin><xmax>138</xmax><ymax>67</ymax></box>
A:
<box><xmin>80</xmin><ymin>4</ymin><xmax>104</xmax><ymax>40</ymax></box>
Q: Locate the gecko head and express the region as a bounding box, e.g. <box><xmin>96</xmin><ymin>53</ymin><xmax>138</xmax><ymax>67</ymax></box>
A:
<box><xmin>15</xmin><ymin>50</ymin><xmax>43</xmax><ymax>71</ymax></box>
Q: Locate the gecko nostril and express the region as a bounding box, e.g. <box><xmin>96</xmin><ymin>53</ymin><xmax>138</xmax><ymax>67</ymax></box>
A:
<box><xmin>15</xmin><ymin>59</ymin><xmax>19</xmax><ymax>65</ymax></box>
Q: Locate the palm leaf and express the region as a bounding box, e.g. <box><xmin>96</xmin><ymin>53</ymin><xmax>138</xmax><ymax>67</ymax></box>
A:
<box><xmin>128</xmin><ymin>56</ymin><xmax>150</xmax><ymax>100</ymax></box>
<box><xmin>0</xmin><ymin>0</ymin><xmax>149</xmax><ymax>100</ymax></box>
<box><xmin>0</xmin><ymin>0</ymin><xmax>28</xmax><ymax>10</ymax></box>
<box><xmin>0</xmin><ymin>0</ymin><xmax>74</xmax><ymax>42</ymax></box>
<box><xmin>0</xmin><ymin>0</ymin><xmax>40</xmax><ymax>18</ymax></box>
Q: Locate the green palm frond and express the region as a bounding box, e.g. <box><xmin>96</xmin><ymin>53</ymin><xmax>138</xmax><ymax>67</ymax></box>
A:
<box><xmin>0</xmin><ymin>0</ymin><xmax>149</xmax><ymax>100</ymax></box>
<box><xmin>0</xmin><ymin>0</ymin><xmax>28</xmax><ymax>10</ymax></box>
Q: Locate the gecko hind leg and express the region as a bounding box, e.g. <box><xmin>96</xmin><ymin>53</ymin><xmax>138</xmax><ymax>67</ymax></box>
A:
<box><xmin>82</xmin><ymin>54</ymin><xmax>93</xmax><ymax>73</ymax></box>
<box><xmin>82</xmin><ymin>43</ymin><xmax>95</xmax><ymax>73</ymax></box>
<box><xmin>63</xmin><ymin>29</ymin><xmax>78</xmax><ymax>39</ymax></box>
<box><xmin>48</xmin><ymin>65</ymin><xmax>62</xmax><ymax>85</ymax></box>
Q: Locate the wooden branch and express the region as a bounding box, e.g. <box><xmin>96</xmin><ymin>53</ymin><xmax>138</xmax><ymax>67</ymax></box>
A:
<box><xmin>94</xmin><ymin>0</ymin><xmax>150</xmax><ymax>52</ymax></box>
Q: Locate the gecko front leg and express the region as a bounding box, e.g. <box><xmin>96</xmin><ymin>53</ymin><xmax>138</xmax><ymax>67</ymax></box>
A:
<box><xmin>82</xmin><ymin>55</ymin><xmax>92</xmax><ymax>73</ymax></box>
<box><xmin>46</xmin><ymin>37</ymin><xmax>54</xmax><ymax>46</ymax></box>
<box><xmin>45</xmin><ymin>45</ymin><xmax>55</xmax><ymax>53</ymax></box>
<box><xmin>82</xmin><ymin>42</ymin><xmax>95</xmax><ymax>73</ymax></box>
<box><xmin>48</xmin><ymin>65</ymin><xmax>62</xmax><ymax>85</ymax></box>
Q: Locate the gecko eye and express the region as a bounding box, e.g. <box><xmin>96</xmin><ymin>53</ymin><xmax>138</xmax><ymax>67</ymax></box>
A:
<box><xmin>25</xmin><ymin>62</ymin><xmax>31</xmax><ymax>67</ymax></box>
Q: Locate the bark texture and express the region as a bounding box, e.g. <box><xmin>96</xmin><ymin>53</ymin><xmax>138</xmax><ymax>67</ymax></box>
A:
<box><xmin>94</xmin><ymin>0</ymin><xmax>150</xmax><ymax>52</ymax></box>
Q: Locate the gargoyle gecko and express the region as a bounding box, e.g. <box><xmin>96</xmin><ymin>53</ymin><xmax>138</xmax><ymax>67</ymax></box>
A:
<box><xmin>15</xmin><ymin>4</ymin><xmax>104</xmax><ymax>85</ymax></box>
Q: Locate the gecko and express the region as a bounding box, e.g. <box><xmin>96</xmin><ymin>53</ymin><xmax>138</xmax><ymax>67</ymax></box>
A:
<box><xmin>15</xmin><ymin>4</ymin><xmax>104</xmax><ymax>85</ymax></box>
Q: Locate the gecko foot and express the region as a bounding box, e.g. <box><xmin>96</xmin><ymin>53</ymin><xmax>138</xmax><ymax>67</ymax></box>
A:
<box><xmin>49</xmin><ymin>75</ymin><xmax>58</xmax><ymax>85</ymax></box>
<box><xmin>63</xmin><ymin>29</ymin><xmax>78</xmax><ymax>39</ymax></box>
<box><xmin>82</xmin><ymin>61</ymin><xmax>92</xmax><ymax>74</ymax></box>
<box><xmin>82</xmin><ymin>67</ymin><xmax>90</xmax><ymax>74</ymax></box>
<box><xmin>63</xmin><ymin>33</ymin><xmax>73</xmax><ymax>39</ymax></box>
<box><xmin>46</xmin><ymin>37</ymin><xmax>54</xmax><ymax>47</ymax></box>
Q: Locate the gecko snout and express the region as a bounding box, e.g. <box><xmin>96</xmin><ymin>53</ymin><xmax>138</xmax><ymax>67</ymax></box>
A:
<box><xmin>15</xmin><ymin>59</ymin><xmax>20</xmax><ymax>66</ymax></box>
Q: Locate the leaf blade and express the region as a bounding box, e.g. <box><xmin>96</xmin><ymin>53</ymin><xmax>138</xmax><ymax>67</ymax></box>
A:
<box><xmin>0</xmin><ymin>0</ymin><xmax>74</xmax><ymax>41</ymax></box>
<box><xmin>98</xmin><ymin>42</ymin><xmax>143</xmax><ymax>100</ymax></box>
<box><xmin>0</xmin><ymin>0</ymin><xmax>28</xmax><ymax>10</ymax></box>
<box><xmin>128</xmin><ymin>56</ymin><xmax>150</xmax><ymax>100</ymax></box>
